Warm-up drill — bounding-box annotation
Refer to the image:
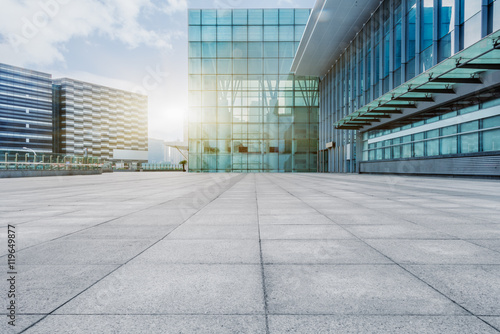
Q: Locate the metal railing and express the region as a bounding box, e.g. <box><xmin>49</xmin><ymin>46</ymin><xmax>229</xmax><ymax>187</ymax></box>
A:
<box><xmin>0</xmin><ymin>150</ymin><xmax>104</xmax><ymax>171</ymax></box>
<box><xmin>141</xmin><ymin>163</ymin><xmax>183</xmax><ymax>171</ymax></box>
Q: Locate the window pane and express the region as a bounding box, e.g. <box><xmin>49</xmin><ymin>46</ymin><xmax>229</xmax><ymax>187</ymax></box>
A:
<box><xmin>264</xmin><ymin>9</ymin><xmax>279</xmax><ymax>25</ymax></box>
<box><xmin>202</xmin><ymin>10</ymin><xmax>216</xmax><ymax>25</ymax></box>
<box><xmin>264</xmin><ymin>26</ymin><xmax>279</xmax><ymax>41</ymax></box>
<box><xmin>248</xmin><ymin>42</ymin><xmax>263</xmax><ymax>58</ymax></box>
<box><xmin>189</xmin><ymin>26</ymin><xmax>201</xmax><ymax>41</ymax></box>
<box><xmin>279</xmin><ymin>9</ymin><xmax>294</xmax><ymax>24</ymax></box>
<box><xmin>426</xmin><ymin>139</ymin><xmax>439</xmax><ymax>156</ymax></box>
<box><xmin>202</xmin><ymin>75</ymin><xmax>216</xmax><ymax>90</ymax></box>
<box><xmin>188</xmin><ymin>75</ymin><xmax>201</xmax><ymax>90</ymax></box>
<box><xmin>233</xmin><ymin>9</ymin><xmax>247</xmax><ymax>25</ymax></box>
<box><xmin>217</xmin><ymin>26</ymin><xmax>232</xmax><ymax>41</ymax></box>
<box><xmin>464</xmin><ymin>0</ymin><xmax>481</xmax><ymax>20</ymax></box>
<box><xmin>295</xmin><ymin>9</ymin><xmax>310</xmax><ymax>25</ymax></box>
<box><xmin>421</xmin><ymin>0</ymin><xmax>434</xmax><ymax>51</ymax></box>
<box><xmin>460</xmin><ymin>133</ymin><xmax>478</xmax><ymax>153</ymax></box>
<box><xmin>279</xmin><ymin>58</ymin><xmax>293</xmax><ymax>74</ymax></box>
<box><xmin>189</xmin><ymin>59</ymin><xmax>201</xmax><ymax>74</ymax></box>
<box><xmin>217</xmin><ymin>9</ymin><xmax>232</xmax><ymax>25</ymax></box>
<box><xmin>217</xmin><ymin>42</ymin><xmax>232</xmax><ymax>57</ymax></box>
<box><xmin>279</xmin><ymin>42</ymin><xmax>295</xmax><ymax>57</ymax></box>
<box><xmin>295</xmin><ymin>25</ymin><xmax>306</xmax><ymax>41</ymax></box>
<box><xmin>264</xmin><ymin>59</ymin><xmax>279</xmax><ymax>74</ymax></box>
<box><xmin>279</xmin><ymin>26</ymin><xmax>294</xmax><ymax>41</ymax></box>
<box><xmin>406</xmin><ymin>6</ymin><xmax>416</xmax><ymax>60</ymax></box>
<box><xmin>439</xmin><ymin>0</ymin><xmax>454</xmax><ymax>38</ymax></box>
<box><xmin>248</xmin><ymin>26</ymin><xmax>263</xmax><ymax>41</ymax></box>
<box><xmin>483</xmin><ymin>115</ymin><xmax>500</xmax><ymax>129</ymax></box>
<box><xmin>233</xmin><ymin>42</ymin><xmax>247</xmax><ymax>58</ymax></box>
<box><xmin>233</xmin><ymin>26</ymin><xmax>247</xmax><ymax>41</ymax></box>
<box><xmin>189</xmin><ymin>42</ymin><xmax>201</xmax><ymax>57</ymax></box>
<box><xmin>248</xmin><ymin>9</ymin><xmax>263</xmax><ymax>25</ymax></box>
<box><xmin>217</xmin><ymin>59</ymin><xmax>232</xmax><ymax>74</ymax></box>
<box><xmin>189</xmin><ymin>10</ymin><xmax>201</xmax><ymax>25</ymax></box>
<box><xmin>248</xmin><ymin>59</ymin><xmax>263</xmax><ymax>74</ymax></box>
<box><xmin>464</xmin><ymin>13</ymin><xmax>482</xmax><ymax>47</ymax></box>
<box><xmin>441</xmin><ymin>136</ymin><xmax>457</xmax><ymax>154</ymax></box>
<box><xmin>483</xmin><ymin>129</ymin><xmax>500</xmax><ymax>151</ymax></box>
<box><xmin>461</xmin><ymin>120</ymin><xmax>479</xmax><ymax>132</ymax></box>
<box><xmin>420</xmin><ymin>45</ymin><xmax>433</xmax><ymax>72</ymax></box>
<box><xmin>233</xmin><ymin>59</ymin><xmax>247</xmax><ymax>74</ymax></box>
<box><xmin>264</xmin><ymin>42</ymin><xmax>279</xmax><ymax>57</ymax></box>
<box><xmin>202</xmin><ymin>42</ymin><xmax>216</xmax><ymax>58</ymax></box>
<box><xmin>202</xmin><ymin>26</ymin><xmax>216</xmax><ymax>41</ymax></box>
<box><xmin>202</xmin><ymin>59</ymin><xmax>216</xmax><ymax>74</ymax></box>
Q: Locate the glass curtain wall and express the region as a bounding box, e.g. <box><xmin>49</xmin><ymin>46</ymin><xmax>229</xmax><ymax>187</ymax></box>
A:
<box><xmin>319</xmin><ymin>0</ymin><xmax>500</xmax><ymax>172</ymax></box>
<box><xmin>188</xmin><ymin>9</ymin><xmax>319</xmax><ymax>172</ymax></box>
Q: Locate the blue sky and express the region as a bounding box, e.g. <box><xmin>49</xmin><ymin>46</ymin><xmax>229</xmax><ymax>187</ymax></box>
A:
<box><xmin>0</xmin><ymin>0</ymin><xmax>316</xmax><ymax>141</ymax></box>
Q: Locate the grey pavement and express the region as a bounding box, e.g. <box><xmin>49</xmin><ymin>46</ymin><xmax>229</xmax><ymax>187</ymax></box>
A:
<box><xmin>0</xmin><ymin>172</ymin><xmax>499</xmax><ymax>333</ymax></box>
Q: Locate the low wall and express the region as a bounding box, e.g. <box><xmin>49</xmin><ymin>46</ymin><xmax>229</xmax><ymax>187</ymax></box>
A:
<box><xmin>360</xmin><ymin>154</ymin><xmax>500</xmax><ymax>177</ymax></box>
<box><xmin>0</xmin><ymin>170</ymin><xmax>103</xmax><ymax>178</ymax></box>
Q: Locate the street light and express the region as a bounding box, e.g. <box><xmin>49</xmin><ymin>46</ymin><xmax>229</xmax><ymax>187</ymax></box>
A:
<box><xmin>23</xmin><ymin>147</ymin><xmax>36</xmax><ymax>158</ymax></box>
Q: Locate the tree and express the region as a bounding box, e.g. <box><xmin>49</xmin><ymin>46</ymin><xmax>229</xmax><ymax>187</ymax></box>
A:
<box><xmin>179</xmin><ymin>160</ymin><xmax>187</xmax><ymax>172</ymax></box>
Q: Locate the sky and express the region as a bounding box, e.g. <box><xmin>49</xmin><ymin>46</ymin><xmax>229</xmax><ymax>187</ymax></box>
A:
<box><xmin>0</xmin><ymin>0</ymin><xmax>316</xmax><ymax>142</ymax></box>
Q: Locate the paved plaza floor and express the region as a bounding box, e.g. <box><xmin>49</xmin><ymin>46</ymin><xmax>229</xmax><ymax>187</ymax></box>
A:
<box><xmin>1</xmin><ymin>172</ymin><xmax>500</xmax><ymax>333</ymax></box>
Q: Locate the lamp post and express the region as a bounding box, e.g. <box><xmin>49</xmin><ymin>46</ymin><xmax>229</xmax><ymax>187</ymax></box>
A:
<box><xmin>23</xmin><ymin>147</ymin><xmax>36</xmax><ymax>170</ymax></box>
<box><xmin>23</xmin><ymin>147</ymin><xmax>36</xmax><ymax>158</ymax></box>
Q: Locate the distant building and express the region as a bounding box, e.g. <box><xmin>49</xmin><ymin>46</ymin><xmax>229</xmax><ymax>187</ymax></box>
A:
<box><xmin>148</xmin><ymin>138</ymin><xmax>165</xmax><ymax>163</ymax></box>
<box><xmin>0</xmin><ymin>63</ymin><xmax>53</xmax><ymax>152</ymax></box>
<box><xmin>164</xmin><ymin>142</ymin><xmax>187</xmax><ymax>165</ymax></box>
<box><xmin>53</xmin><ymin>78</ymin><xmax>148</xmax><ymax>162</ymax></box>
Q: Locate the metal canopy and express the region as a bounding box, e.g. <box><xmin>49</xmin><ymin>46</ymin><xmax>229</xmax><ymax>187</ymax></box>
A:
<box><xmin>334</xmin><ymin>30</ymin><xmax>500</xmax><ymax>130</ymax></box>
<box><xmin>291</xmin><ymin>0</ymin><xmax>381</xmax><ymax>76</ymax></box>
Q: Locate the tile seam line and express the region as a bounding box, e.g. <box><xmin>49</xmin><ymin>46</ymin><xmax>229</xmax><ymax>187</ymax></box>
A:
<box><xmin>293</xmin><ymin>173</ymin><xmax>500</xmax><ymax>219</ymax></box>
<box><xmin>2</xmin><ymin>175</ymin><xmax>207</xmax><ymax>227</ymax></box>
<box><xmin>0</xmin><ymin>176</ymin><xmax>220</xmax><ymax>258</ymax></box>
<box><xmin>261</xmin><ymin>174</ymin><xmax>500</xmax><ymax>333</ymax></box>
<box><xmin>255</xmin><ymin>174</ymin><xmax>270</xmax><ymax>334</ymax></box>
<box><xmin>289</xmin><ymin>174</ymin><xmax>500</xmax><ymax>255</ymax></box>
<box><xmin>18</xmin><ymin>173</ymin><xmax>246</xmax><ymax>334</ymax></box>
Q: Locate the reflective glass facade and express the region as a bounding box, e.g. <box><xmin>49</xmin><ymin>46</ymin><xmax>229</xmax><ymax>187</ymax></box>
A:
<box><xmin>318</xmin><ymin>0</ymin><xmax>500</xmax><ymax>173</ymax></box>
<box><xmin>0</xmin><ymin>63</ymin><xmax>53</xmax><ymax>152</ymax></box>
<box><xmin>188</xmin><ymin>9</ymin><xmax>319</xmax><ymax>172</ymax></box>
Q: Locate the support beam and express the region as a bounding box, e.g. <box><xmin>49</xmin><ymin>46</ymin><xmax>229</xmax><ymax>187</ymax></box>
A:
<box><xmin>412</xmin><ymin>88</ymin><xmax>455</xmax><ymax>94</ymax></box>
<box><xmin>381</xmin><ymin>104</ymin><xmax>418</xmax><ymax>108</ymax></box>
<box><xmin>458</xmin><ymin>63</ymin><xmax>500</xmax><ymax>70</ymax></box>
<box><xmin>394</xmin><ymin>96</ymin><xmax>434</xmax><ymax>102</ymax></box>
<box><xmin>431</xmin><ymin>77</ymin><xmax>482</xmax><ymax>84</ymax></box>
<box><xmin>367</xmin><ymin>109</ymin><xmax>403</xmax><ymax>114</ymax></box>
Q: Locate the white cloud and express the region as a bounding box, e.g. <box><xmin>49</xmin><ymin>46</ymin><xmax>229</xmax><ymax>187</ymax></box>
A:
<box><xmin>0</xmin><ymin>0</ymin><xmax>187</xmax><ymax>67</ymax></box>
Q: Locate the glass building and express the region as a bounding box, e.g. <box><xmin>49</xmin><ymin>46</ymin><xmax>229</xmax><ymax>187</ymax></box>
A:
<box><xmin>188</xmin><ymin>9</ymin><xmax>319</xmax><ymax>172</ymax></box>
<box><xmin>0</xmin><ymin>63</ymin><xmax>53</xmax><ymax>152</ymax></box>
<box><xmin>293</xmin><ymin>0</ymin><xmax>500</xmax><ymax>176</ymax></box>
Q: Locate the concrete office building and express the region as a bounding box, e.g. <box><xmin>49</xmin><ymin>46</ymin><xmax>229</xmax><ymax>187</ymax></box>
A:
<box><xmin>293</xmin><ymin>0</ymin><xmax>500</xmax><ymax>176</ymax></box>
<box><xmin>0</xmin><ymin>63</ymin><xmax>53</xmax><ymax>152</ymax></box>
<box><xmin>188</xmin><ymin>9</ymin><xmax>319</xmax><ymax>172</ymax></box>
<box><xmin>53</xmin><ymin>78</ymin><xmax>148</xmax><ymax>162</ymax></box>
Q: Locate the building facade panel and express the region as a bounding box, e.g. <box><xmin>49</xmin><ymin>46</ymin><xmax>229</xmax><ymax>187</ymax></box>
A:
<box><xmin>0</xmin><ymin>63</ymin><xmax>53</xmax><ymax>152</ymax></box>
<box><xmin>188</xmin><ymin>8</ymin><xmax>319</xmax><ymax>172</ymax></box>
<box><xmin>53</xmin><ymin>79</ymin><xmax>148</xmax><ymax>160</ymax></box>
<box><xmin>312</xmin><ymin>0</ymin><xmax>500</xmax><ymax>176</ymax></box>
